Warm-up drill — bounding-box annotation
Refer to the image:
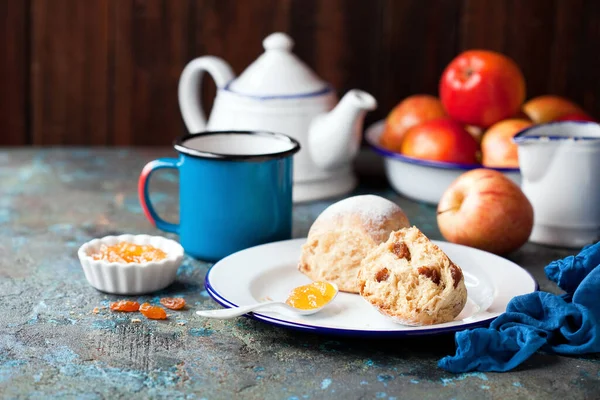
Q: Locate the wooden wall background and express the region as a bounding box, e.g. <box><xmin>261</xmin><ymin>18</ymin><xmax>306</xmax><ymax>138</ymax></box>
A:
<box><xmin>1</xmin><ymin>0</ymin><xmax>599</xmax><ymax>146</ymax></box>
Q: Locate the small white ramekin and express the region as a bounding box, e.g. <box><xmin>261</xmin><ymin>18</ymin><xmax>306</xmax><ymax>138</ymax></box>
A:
<box><xmin>78</xmin><ymin>234</ymin><xmax>184</xmax><ymax>295</ymax></box>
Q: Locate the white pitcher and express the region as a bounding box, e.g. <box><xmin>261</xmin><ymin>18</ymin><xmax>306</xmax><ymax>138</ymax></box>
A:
<box><xmin>514</xmin><ymin>121</ymin><xmax>600</xmax><ymax>247</ymax></box>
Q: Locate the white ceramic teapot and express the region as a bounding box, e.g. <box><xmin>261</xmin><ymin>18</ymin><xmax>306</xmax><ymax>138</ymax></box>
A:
<box><xmin>178</xmin><ymin>32</ymin><xmax>377</xmax><ymax>202</ymax></box>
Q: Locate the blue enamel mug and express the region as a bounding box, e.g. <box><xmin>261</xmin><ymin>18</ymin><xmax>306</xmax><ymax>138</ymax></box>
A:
<box><xmin>138</xmin><ymin>131</ymin><xmax>300</xmax><ymax>261</ymax></box>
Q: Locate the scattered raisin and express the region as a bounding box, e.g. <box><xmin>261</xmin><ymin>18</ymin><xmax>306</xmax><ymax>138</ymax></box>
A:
<box><xmin>417</xmin><ymin>266</ymin><xmax>441</xmax><ymax>285</ymax></box>
<box><xmin>139</xmin><ymin>303</ymin><xmax>167</xmax><ymax>320</ymax></box>
<box><xmin>391</xmin><ymin>242</ymin><xmax>411</xmax><ymax>260</ymax></box>
<box><xmin>450</xmin><ymin>264</ymin><xmax>463</xmax><ymax>288</ymax></box>
<box><xmin>110</xmin><ymin>300</ymin><xmax>140</xmax><ymax>312</ymax></box>
<box><xmin>376</xmin><ymin>268</ymin><xmax>390</xmax><ymax>282</ymax></box>
<box><xmin>160</xmin><ymin>297</ymin><xmax>186</xmax><ymax>310</ymax></box>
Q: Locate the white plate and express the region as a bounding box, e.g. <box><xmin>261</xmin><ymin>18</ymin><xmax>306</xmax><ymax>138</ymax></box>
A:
<box><xmin>364</xmin><ymin>120</ymin><xmax>521</xmax><ymax>205</ymax></box>
<box><xmin>204</xmin><ymin>238</ymin><xmax>537</xmax><ymax>337</ymax></box>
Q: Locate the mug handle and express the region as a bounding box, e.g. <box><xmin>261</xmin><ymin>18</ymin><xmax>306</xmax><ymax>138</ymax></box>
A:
<box><xmin>138</xmin><ymin>158</ymin><xmax>180</xmax><ymax>234</ymax></box>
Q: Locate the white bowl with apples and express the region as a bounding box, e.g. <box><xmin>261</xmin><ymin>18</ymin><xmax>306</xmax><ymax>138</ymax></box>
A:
<box><xmin>365</xmin><ymin>120</ymin><xmax>521</xmax><ymax>205</ymax></box>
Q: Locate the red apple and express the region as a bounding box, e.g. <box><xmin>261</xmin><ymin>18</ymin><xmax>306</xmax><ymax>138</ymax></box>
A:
<box><xmin>400</xmin><ymin>118</ymin><xmax>480</xmax><ymax>164</ymax></box>
<box><xmin>554</xmin><ymin>112</ymin><xmax>597</xmax><ymax>122</ymax></box>
<box><xmin>437</xmin><ymin>169</ymin><xmax>534</xmax><ymax>255</ymax></box>
<box><xmin>380</xmin><ymin>95</ymin><xmax>447</xmax><ymax>152</ymax></box>
<box><xmin>481</xmin><ymin>118</ymin><xmax>533</xmax><ymax>168</ymax></box>
<box><xmin>522</xmin><ymin>95</ymin><xmax>584</xmax><ymax>123</ymax></box>
<box><xmin>440</xmin><ymin>50</ymin><xmax>526</xmax><ymax>128</ymax></box>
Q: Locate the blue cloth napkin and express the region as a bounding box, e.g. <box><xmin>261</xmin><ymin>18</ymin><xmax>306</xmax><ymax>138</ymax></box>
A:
<box><xmin>438</xmin><ymin>242</ymin><xmax>600</xmax><ymax>373</ymax></box>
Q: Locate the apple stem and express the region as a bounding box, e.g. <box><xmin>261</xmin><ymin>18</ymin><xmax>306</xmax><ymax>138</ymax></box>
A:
<box><xmin>437</xmin><ymin>207</ymin><xmax>460</xmax><ymax>215</ymax></box>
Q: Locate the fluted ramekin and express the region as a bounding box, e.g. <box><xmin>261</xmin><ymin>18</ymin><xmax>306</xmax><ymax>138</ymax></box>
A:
<box><xmin>78</xmin><ymin>234</ymin><xmax>184</xmax><ymax>295</ymax></box>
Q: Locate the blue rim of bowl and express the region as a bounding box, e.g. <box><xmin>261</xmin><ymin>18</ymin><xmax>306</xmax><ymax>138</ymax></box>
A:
<box><xmin>364</xmin><ymin>121</ymin><xmax>521</xmax><ymax>173</ymax></box>
<box><xmin>513</xmin><ymin>120</ymin><xmax>600</xmax><ymax>143</ymax></box>
<box><xmin>202</xmin><ymin>258</ymin><xmax>539</xmax><ymax>338</ymax></box>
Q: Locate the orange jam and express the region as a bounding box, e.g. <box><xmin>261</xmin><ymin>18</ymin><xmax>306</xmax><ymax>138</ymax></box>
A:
<box><xmin>91</xmin><ymin>242</ymin><xmax>167</xmax><ymax>263</ymax></box>
<box><xmin>285</xmin><ymin>281</ymin><xmax>337</xmax><ymax>310</ymax></box>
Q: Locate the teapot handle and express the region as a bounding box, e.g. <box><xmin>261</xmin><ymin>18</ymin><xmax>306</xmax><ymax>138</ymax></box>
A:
<box><xmin>178</xmin><ymin>56</ymin><xmax>235</xmax><ymax>133</ymax></box>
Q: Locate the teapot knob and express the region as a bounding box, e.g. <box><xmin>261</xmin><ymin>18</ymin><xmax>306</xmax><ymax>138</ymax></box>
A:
<box><xmin>263</xmin><ymin>32</ymin><xmax>294</xmax><ymax>52</ymax></box>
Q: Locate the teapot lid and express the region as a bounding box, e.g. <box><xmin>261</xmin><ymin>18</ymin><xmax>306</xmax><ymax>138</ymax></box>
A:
<box><xmin>227</xmin><ymin>33</ymin><xmax>329</xmax><ymax>98</ymax></box>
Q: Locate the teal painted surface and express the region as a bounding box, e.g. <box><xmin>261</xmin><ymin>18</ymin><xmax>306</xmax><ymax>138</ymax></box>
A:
<box><xmin>0</xmin><ymin>148</ymin><xmax>598</xmax><ymax>399</ymax></box>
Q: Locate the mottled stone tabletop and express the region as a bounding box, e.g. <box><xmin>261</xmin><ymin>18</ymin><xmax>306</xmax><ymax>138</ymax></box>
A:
<box><xmin>0</xmin><ymin>148</ymin><xmax>598</xmax><ymax>399</ymax></box>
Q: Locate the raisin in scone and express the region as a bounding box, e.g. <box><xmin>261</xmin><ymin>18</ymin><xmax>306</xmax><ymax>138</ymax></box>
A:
<box><xmin>358</xmin><ymin>226</ymin><xmax>467</xmax><ymax>325</ymax></box>
<box><xmin>298</xmin><ymin>195</ymin><xmax>410</xmax><ymax>293</ymax></box>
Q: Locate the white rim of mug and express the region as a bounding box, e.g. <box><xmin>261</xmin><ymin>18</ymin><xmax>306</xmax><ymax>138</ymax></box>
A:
<box><xmin>173</xmin><ymin>131</ymin><xmax>301</xmax><ymax>162</ymax></box>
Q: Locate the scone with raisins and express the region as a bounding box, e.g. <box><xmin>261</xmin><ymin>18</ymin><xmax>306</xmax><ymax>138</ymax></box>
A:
<box><xmin>298</xmin><ymin>195</ymin><xmax>410</xmax><ymax>293</ymax></box>
<box><xmin>357</xmin><ymin>226</ymin><xmax>467</xmax><ymax>325</ymax></box>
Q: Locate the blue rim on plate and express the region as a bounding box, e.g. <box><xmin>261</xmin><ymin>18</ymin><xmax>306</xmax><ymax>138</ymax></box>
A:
<box><xmin>364</xmin><ymin>120</ymin><xmax>521</xmax><ymax>173</ymax></box>
<box><xmin>513</xmin><ymin>120</ymin><xmax>600</xmax><ymax>143</ymax></box>
<box><xmin>203</xmin><ymin>264</ymin><xmax>539</xmax><ymax>338</ymax></box>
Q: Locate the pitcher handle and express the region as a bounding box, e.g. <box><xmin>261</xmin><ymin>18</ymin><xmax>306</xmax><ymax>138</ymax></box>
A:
<box><xmin>138</xmin><ymin>158</ymin><xmax>180</xmax><ymax>234</ymax></box>
<box><xmin>178</xmin><ymin>56</ymin><xmax>236</xmax><ymax>133</ymax></box>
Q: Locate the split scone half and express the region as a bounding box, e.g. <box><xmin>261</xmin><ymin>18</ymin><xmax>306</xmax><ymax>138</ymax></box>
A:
<box><xmin>298</xmin><ymin>195</ymin><xmax>410</xmax><ymax>293</ymax></box>
<box><xmin>358</xmin><ymin>226</ymin><xmax>467</xmax><ymax>325</ymax></box>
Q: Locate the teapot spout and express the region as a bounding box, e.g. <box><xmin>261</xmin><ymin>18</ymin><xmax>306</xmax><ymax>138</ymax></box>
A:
<box><xmin>308</xmin><ymin>89</ymin><xmax>377</xmax><ymax>171</ymax></box>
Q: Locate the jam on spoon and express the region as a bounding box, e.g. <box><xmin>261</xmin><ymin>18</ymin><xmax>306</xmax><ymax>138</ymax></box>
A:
<box><xmin>196</xmin><ymin>281</ymin><xmax>339</xmax><ymax>319</ymax></box>
<box><xmin>285</xmin><ymin>281</ymin><xmax>338</xmax><ymax>310</ymax></box>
